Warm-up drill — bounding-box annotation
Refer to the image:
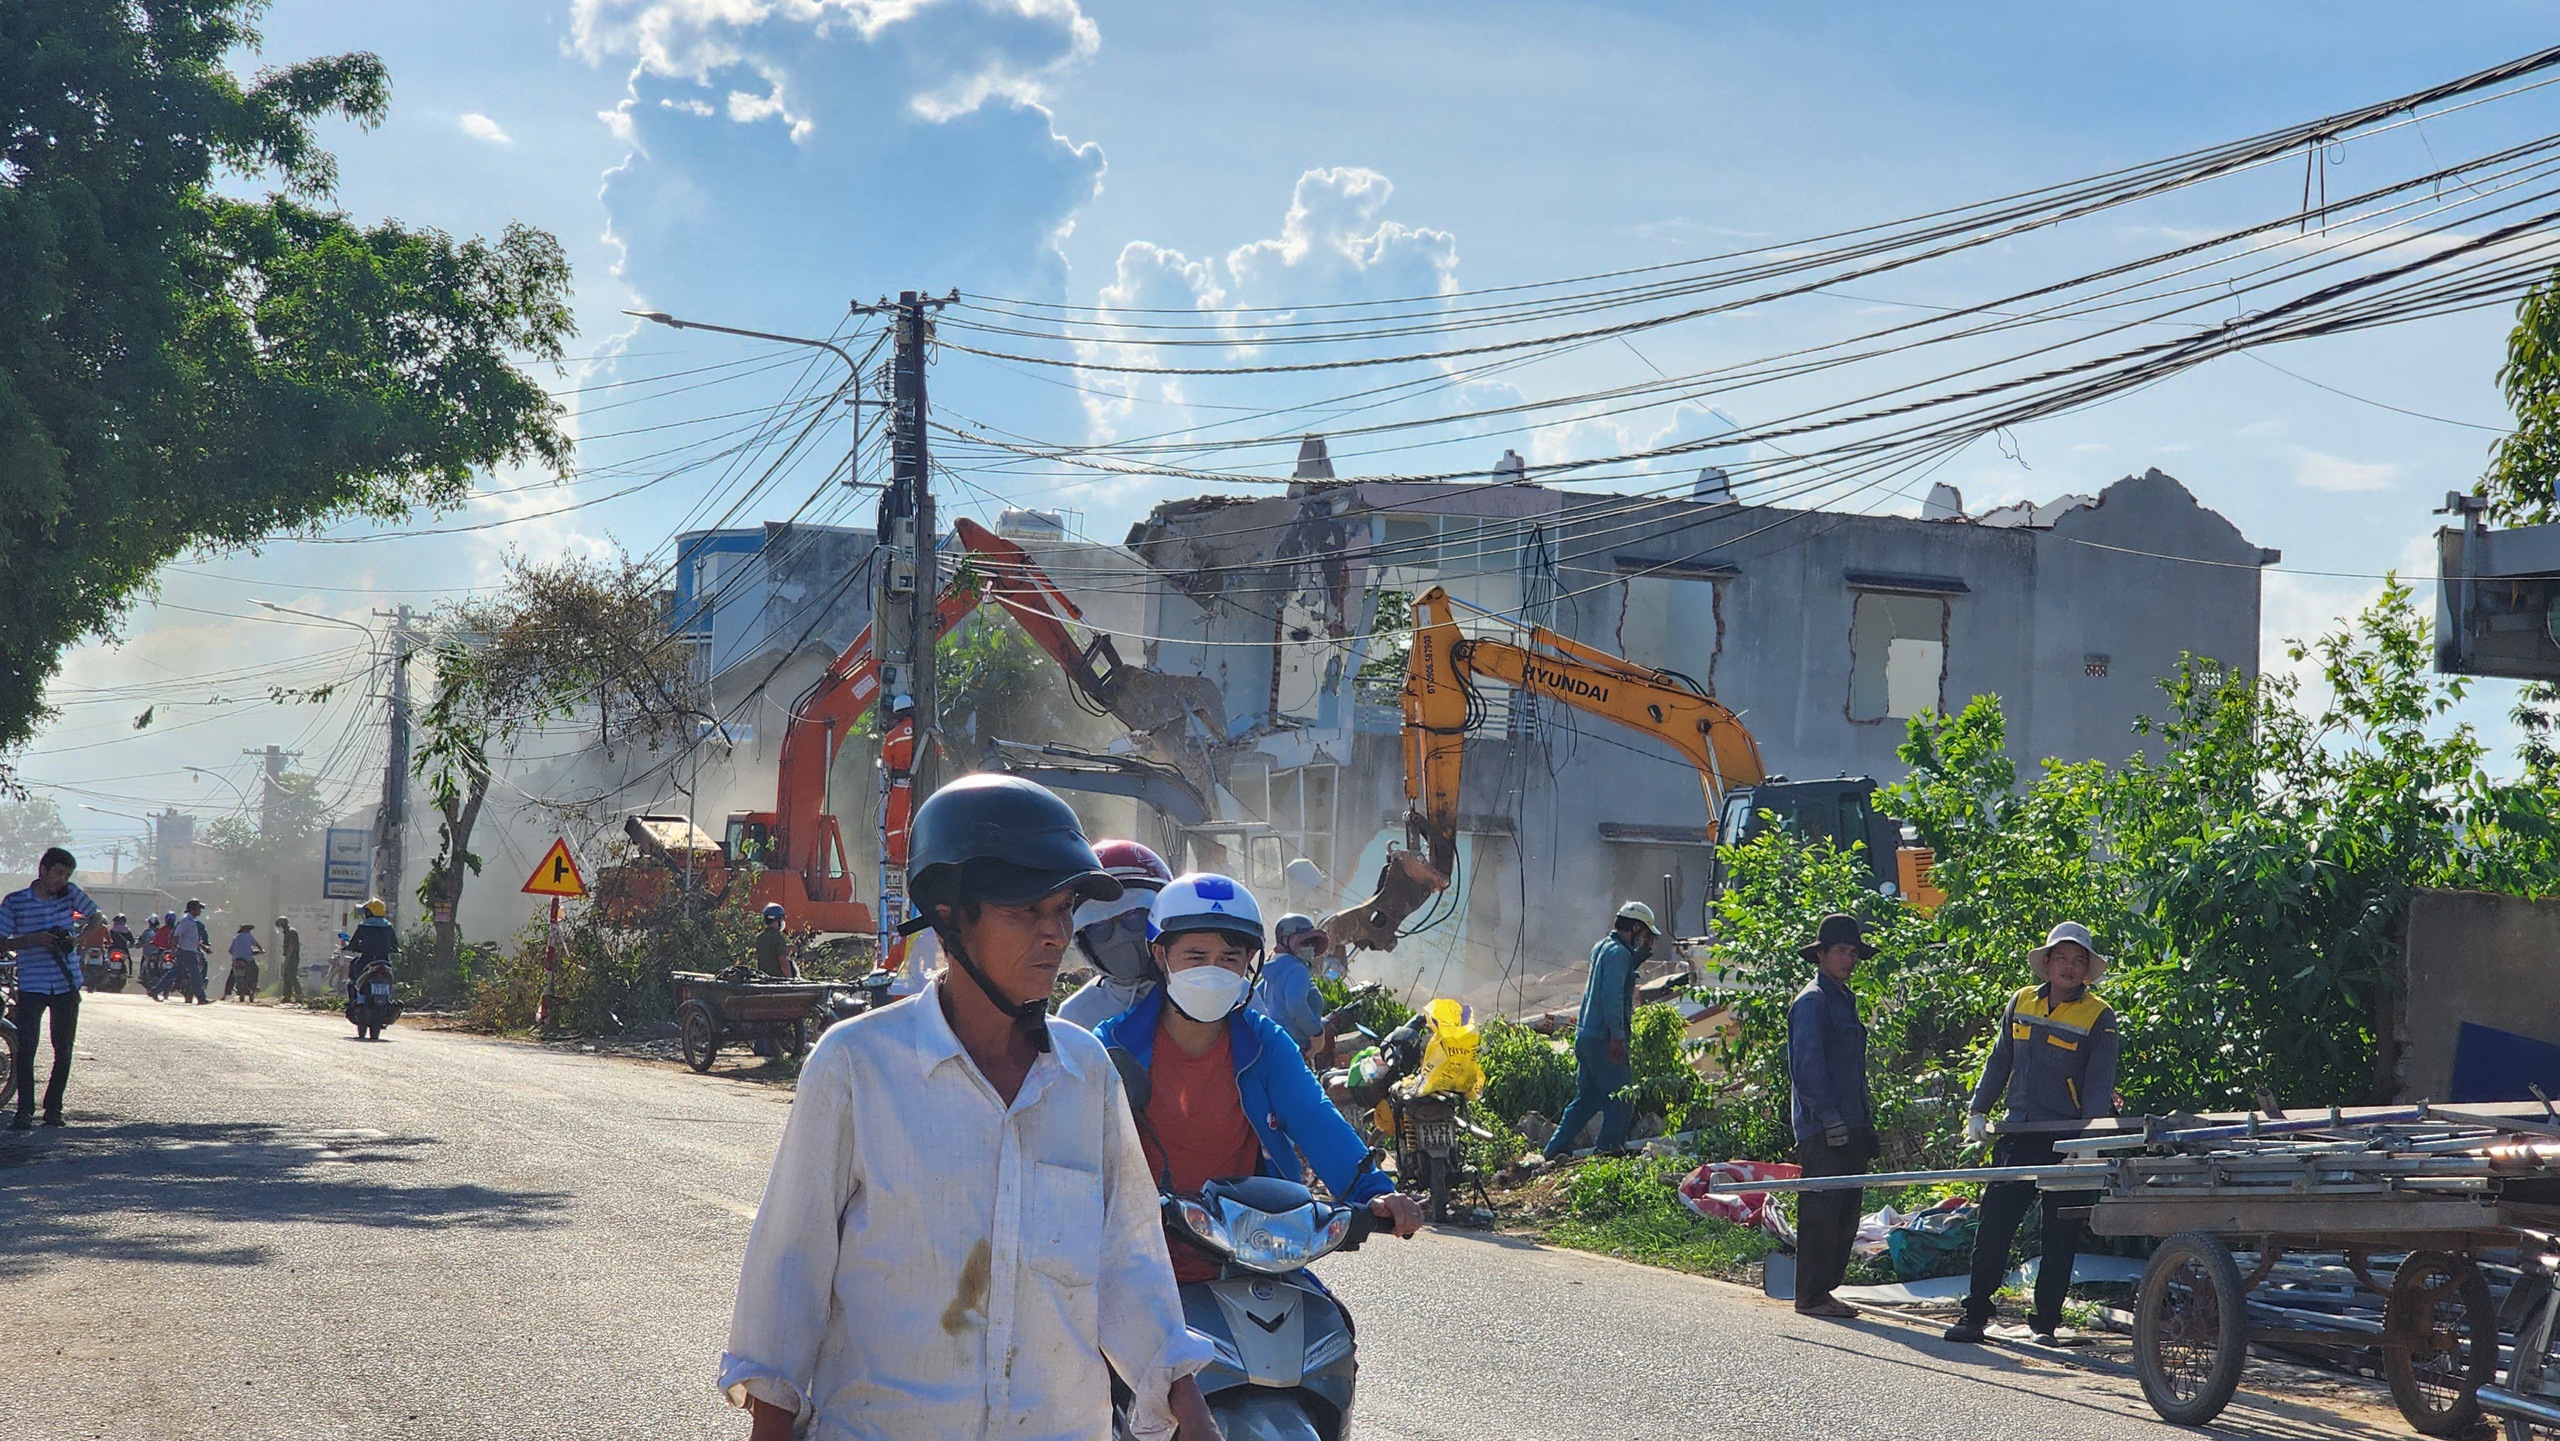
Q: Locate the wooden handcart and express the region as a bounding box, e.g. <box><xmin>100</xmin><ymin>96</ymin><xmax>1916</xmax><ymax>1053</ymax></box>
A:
<box><xmin>669</xmin><ymin>968</ymin><xmax>834</xmax><ymax>1074</ymax></box>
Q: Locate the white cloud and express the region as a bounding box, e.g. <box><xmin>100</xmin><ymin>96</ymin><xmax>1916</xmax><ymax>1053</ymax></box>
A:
<box><xmin>459</xmin><ymin>112</ymin><xmax>513</xmax><ymax>146</ymax></box>
<box><xmin>2292</xmin><ymin>448</ymin><xmax>2400</xmax><ymax>493</ymax></box>
<box><xmin>571</xmin><ymin>0</ymin><xmax>1094</xmax><ymax>131</ymax></box>
<box><xmin>1070</xmin><ymin>168</ymin><xmax>1461</xmax><ymax>448</ymax></box>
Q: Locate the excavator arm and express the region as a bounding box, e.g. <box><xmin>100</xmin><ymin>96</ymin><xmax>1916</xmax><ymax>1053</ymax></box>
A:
<box><xmin>1324</xmin><ymin>586</ymin><xmax>1766</xmax><ymax>953</ymax></box>
<box><xmin>750</xmin><ymin>518</ymin><xmax>1226</xmax><ymax>937</ymax></box>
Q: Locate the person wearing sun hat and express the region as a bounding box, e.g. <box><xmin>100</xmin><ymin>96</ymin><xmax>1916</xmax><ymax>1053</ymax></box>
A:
<box><xmin>1943</xmin><ymin>920</ymin><xmax>2121</xmax><ymax>1348</ymax></box>
<box><xmin>1786</xmin><ymin>911</ymin><xmax>1877</xmax><ymax>1319</ymax></box>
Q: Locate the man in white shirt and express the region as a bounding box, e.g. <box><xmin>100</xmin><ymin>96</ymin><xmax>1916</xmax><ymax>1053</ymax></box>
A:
<box><xmin>720</xmin><ymin>775</ymin><xmax>1218</xmax><ymax>1441</ymax></box>
<box><xmin>152</xmin><ymin>898</ymin><xmax>212</xmax><ymax>1004</ymax></box>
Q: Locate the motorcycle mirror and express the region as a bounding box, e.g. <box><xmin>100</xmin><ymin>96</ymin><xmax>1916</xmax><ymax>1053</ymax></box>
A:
<box><xmin>1108</xmin><ymin>1046</ymin><xmax>1152</xmax><ymax>1112</ymax></box>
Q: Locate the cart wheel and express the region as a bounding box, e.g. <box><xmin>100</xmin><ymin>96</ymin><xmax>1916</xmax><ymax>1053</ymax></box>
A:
<box><xmin>2135</xmin><ymin>1231</ymin><xmax>2248</xmax><ymax>1427</ymax></box>
<box><xmin>2386</xmin><ymin>1250</ymin><xmax>2496</xmax><ymax>1436</ymax></box>
<box><xmin>780</xmin><ymin>1020</ymin><xmax>809</xmax><ymax>1060</ymax></box>
<box><xmin>679</xmin><ymin>1003</ymin><xmax>720</xmax><ymax>1074</ymax></box>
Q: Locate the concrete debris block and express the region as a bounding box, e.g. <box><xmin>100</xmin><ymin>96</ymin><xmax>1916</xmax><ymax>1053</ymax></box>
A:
<box><xmin>1518</xmin><ymin>1111</ymin><xmax>1557</xmax><ymax>1148</ymax></box>
<box><xmin>1922</xmin><ymin>482</ymin><xmax>1964</xmax><ymax>521</ymax></box>
<box><xmin>1693</xmin><ymin>464</ymin><xmax>1735</xmax><ymax>504</ymax></box>
<box><xmin>1629</xmin><ymin>1113</ymin><xmax>1663</xmax><ymax>1142</ymax></box>
<box><xmin>1493</xmin><ymin>448</ymin><xmax>1527</xmax><ymax>484</ymax></box>
<box><xmin>1292</xmin><ymin>435</ymin><xmax>1336</xmax><ymax>481</ymax></box>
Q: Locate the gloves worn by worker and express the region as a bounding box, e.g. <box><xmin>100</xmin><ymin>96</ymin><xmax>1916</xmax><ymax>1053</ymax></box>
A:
<box><xmin>1824</xmin><ymin>1124</ymin><xmax>1850</xmax><ymax>1149</ymax></box>
<box><xmin>1964</xmin><ymin>1112</ymin><xmax>1992</xmax><ymax>1147</ymax></box>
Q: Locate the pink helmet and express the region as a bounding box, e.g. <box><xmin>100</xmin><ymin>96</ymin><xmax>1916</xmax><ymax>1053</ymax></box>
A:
<box><xmin>1076</xmin><ymin>840</ymin><xmax>1172</xmax><ymax>932</ymax></box>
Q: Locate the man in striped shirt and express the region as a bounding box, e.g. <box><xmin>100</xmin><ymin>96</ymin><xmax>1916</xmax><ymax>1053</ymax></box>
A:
<box><xmin>1</xmin><ymin>847</ymin><xmax>98</xmax><ymax>1129</ymax></box>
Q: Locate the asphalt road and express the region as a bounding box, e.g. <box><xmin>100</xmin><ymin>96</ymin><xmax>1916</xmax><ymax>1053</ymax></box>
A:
<box><xmin>4</xmin><ymin>994</ymin><xmax>2409</xmax><ymax>1441</ymax></box>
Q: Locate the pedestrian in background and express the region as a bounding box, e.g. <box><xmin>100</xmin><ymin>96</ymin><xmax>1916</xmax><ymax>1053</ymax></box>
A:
<box><xmin>1943</xmin><ymin>922</ymin><xmax>2120</xmax><ymax>1346</ymax></box>
<box><xmin>1787</xmin><ymin>911</ymin><xmax>1875</xmax><ymax>1319</ymax></box>
<box><xmin>0</xmin><ymin>847</ymin><xmax>98</xmax><ymax>1129</ymax></box>
<box><xmin>1539</xmin><ymin>901</ymin><xmax>1657</xmax><ymax>1165</ymax></box>
<box><xmin>153</xmin><ymin>899</ymin><xmax>211</xmax><ymax>1004</ymax></box>
<box><xmin>752</xmin><ymin>903</ymin><xmax>794</xmax><ymax>978</ymax></box>
<box><xmin>275</xmin><ymin>917</ymin><xmax>302</xmax><ymax>1003</ymax></box>
<box><xmin>1250</xmin><ymin>913</ymin><xmax>1329</xmax><ymax>1054</ymax></box>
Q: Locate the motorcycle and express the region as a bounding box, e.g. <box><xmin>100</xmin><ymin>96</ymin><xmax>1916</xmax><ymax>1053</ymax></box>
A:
<box><xmin>1111</xmin><ymin>1051</ymin><xmax>1372</xmax><ymax>1441</ymax></box>
<box><xmin>346</xmin><ymin>958</ymin><xmax>402</xmax><ymax>1040</ymax></box>
<box><xmin>814</xmin><ymin>968</ymin><xmax>901</xmax><ymax>1035</ymax></box>
<box><xmin>1330</xmin><ymin>997</ymin><xmax>1489</xmax><ymax>1224</ymax></box>
<box><xmin>84</xmin><ymin>943</ymin><xmax>132</xmax><ymax>993</ymax></box>
<box><xmin>0</xmin><ymin>959</ymin><xmax>17</xmax><ymax>1115</ymax></box>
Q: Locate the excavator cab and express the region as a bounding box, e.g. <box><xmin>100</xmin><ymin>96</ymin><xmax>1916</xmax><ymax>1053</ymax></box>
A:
<box><xmin>722</xmin><ymin>816</ymin><xmax>775</xmax><ymax>868</ymax></box>
<box><xmin>1709</xmin><ymin>777</ymin><xmax>1944</xmax><ymax>912</ymax></box>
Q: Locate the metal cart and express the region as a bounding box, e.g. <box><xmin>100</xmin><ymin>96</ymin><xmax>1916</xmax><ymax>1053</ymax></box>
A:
<box><xmin>1718</xmin><ymin>1103</ymin><xmax>2560</xmax><ymax>1435</ymax></box>
<box><xmin>668</xmin><ymin>968</ymin><xmax>834</xmax><ymax>1074</ymax></box>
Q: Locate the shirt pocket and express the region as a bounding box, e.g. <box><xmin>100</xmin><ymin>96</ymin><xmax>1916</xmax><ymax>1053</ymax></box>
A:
<box><xmin>1024</xmin><ymin>1162</ymin><xmax>1105</xmax><ymax>1290</ymax></box>
<box><xmin>2045</xmin><ymin>1033</ymin><xmax>2079</xmax><ymax>1052</ymax></box>
<box><xmin>2011</xmin><ymin>1022</ymin><xmax>2032</xmax><ymax>1042</ymax></box>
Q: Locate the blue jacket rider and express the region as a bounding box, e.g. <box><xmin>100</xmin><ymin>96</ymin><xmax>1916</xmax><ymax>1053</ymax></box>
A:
<box><xmin>1100</xmin><ymin>988</ymin><xmax>1391</xmax><ymax>1205</ymax></box>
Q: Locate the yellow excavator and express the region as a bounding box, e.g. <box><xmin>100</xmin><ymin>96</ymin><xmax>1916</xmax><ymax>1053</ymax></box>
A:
<box><xmin>1322</xmin><ymin>585</ymin><xmax>1940</xmax><ymax>953</ymax></box>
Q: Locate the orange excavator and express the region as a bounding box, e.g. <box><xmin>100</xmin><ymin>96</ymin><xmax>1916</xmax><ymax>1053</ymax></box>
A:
<box><xmin>712</xmin><ymin>517</ymin><xmax>1221</xmax><ymax>942</ymax></box>
<box><xmin>1321</xmin><ymin>585</ymin><xmax>1938</xmax><ymax>954</ymax></box>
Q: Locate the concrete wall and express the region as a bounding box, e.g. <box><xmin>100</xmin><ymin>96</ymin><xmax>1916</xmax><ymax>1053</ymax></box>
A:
<box><xmin>2403</xmin><ymin>887</ymin><xmax>2560</xmax><ymax>1101</ymax></box>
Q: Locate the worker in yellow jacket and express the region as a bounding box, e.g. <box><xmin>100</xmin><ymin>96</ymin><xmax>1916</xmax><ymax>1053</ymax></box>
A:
<box><xmin>1944</xmin><ymin>922</ymin><xmax>2119</xmax><ymax>1347</ymax></box>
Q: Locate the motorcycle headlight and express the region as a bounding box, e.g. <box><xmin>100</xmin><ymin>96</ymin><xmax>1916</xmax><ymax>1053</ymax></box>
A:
<box><xmin>1221</xmin><ymin>1201</ymin><xmax>1331</xmax><ymax>1274</ymax></box>
<box><xmin>1174</xmin><ymin>1198</ymin><xmax>1232</xmax><ymax>1257</ymax></box>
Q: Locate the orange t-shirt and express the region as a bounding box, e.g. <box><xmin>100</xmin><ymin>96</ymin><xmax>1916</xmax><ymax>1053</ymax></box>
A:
<box><xmin>1141</xmin><ymin>1019</ymin><xmax>1264</xmax><ymax>1284</ymax></box>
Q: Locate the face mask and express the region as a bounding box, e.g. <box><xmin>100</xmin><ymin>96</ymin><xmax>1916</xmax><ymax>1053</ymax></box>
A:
<box><xmin>1078</xmin><ymin>913</ymin><xmax>1155</xmax><ymax>983</ymax></box>
<box><xmin>1165</xmin><ymin>965</ymin><xmax>1251</xmax><ymax>1023</ymax></box>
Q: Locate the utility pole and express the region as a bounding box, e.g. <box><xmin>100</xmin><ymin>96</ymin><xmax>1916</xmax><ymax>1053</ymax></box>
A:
<box><xmin>865</xmin><ymin>288</ymin><xmax>951</xmax><ymax>962</ymax></box>
<box><xmin>372</xmin><ymin>604</ymin><xmax>417</xmax><ymax>923</ymax></box>
<box><xmin>246</xmin><ymin>743</ymin><xmax>297</xmax><ymax>936</ymax></box>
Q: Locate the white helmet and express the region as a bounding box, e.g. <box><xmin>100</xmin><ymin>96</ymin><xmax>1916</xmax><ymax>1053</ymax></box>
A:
<box><xmin>1148</xmin><ymin>872</ymin><xmax>1266</xmax><ymax>948</ymax></box>
<box><xmin>1615</xmin><ymin>900</ymin><xmax>1659</xmax><ymax>931</ymax></box>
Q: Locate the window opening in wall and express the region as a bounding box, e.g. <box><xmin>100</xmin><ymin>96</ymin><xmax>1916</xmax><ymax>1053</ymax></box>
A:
<box><xmin>1618</xmin><ymin>576</ymin><xmax>1722</xmax><ymax>694</ymax></box>
<box><xmin>1849</xmin><ymin>591</ymin><xmax>1948</xmax><ymax>722</ymax></box>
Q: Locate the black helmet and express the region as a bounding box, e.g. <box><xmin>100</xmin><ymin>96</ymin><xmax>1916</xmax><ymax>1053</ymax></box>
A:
<box><xmin>908</xmin><ymin>774</ymin><xmax>1122</xmax><ymax>915</ymax></box>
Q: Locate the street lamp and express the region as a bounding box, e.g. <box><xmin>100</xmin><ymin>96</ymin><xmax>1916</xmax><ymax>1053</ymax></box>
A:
<box><xmin>183</xmin><ymin>766</ymin><xmax>254</xmax><ymax>811</ymax></box>
<box><xmin>623</xmin><ymin>308</ymin><xmax>866</xmax><ymax>490</ymax></box>
<box><xmin>252</xmin><ymin>601</ymin><xmax>378</xmax><ymax>648</ymax></box>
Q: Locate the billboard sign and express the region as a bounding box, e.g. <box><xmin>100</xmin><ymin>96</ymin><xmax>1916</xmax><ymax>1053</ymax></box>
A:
<box><xmin>322</xmin><ymin>827</ymin><xmax>371</xmax><ymax>901</ymax></box>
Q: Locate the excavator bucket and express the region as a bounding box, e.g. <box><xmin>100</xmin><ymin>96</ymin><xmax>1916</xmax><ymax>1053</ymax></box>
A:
<box><xmin>1319</xmin><ymin>848</ymin><xmax>1451</xmax><ymax>955</ymax></box>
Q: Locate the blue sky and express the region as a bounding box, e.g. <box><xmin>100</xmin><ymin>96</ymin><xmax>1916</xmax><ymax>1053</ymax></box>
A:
<box><xmin>28</xmin><ymin>0</ymin><xmax>2560</xmax><ymax>854</ymax></box>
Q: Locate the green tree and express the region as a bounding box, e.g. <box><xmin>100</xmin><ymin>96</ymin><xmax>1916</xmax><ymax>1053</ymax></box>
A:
<box><xmin>0</xmin><ymin>795</ymin><xmax>69</xmax><ymax>873</ymax></box>
<box><xmin>1697</xmin><ymin>582</ymin><xmax>2560</xmax><ymax>1164</ymax></box>
<box><xmin>415</xmin><ymin>552</ymin><xmax>701</xmax><ymax>977</ymax></box>
<box><xmin>0</xmin><ymin>1</ymin><xmax>574</xmax><ymax>764</ymax></box>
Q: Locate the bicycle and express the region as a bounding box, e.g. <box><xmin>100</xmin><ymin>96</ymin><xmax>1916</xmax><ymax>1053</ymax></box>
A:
<box><xmin>2487</xmin><ymin>1230</ymin><xmax>2560</xmax><ymax>1438</ymax></box>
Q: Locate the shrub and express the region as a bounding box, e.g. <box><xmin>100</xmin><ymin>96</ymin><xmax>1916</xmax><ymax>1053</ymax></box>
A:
<box><xmin>1477</xmin><ymin>1017</ymin><xmax>1574</xmax><ymax>1125</ymax></box>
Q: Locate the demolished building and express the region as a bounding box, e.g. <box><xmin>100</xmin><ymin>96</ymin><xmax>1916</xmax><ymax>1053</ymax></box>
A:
<box><xmin>1122</xmin><ymin>463</ymin><xmax>2275</xmax><ymax>1012</ymax></box>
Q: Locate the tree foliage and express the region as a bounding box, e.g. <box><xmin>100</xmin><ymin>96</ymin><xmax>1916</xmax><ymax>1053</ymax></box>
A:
<box><xmin>2487</xmin><ymin>270</ymin><xmax>2560</xmax><ymax>522</ymax></box>
<box><xmin>415</xmin><ymin>552</ymin><xmax>702</xmax><ymax>973</ymax></box>
<box><xmin>0</xmin><ymin>795</ymin><xmax>69</xmax><ymax>873</ymax></box>
<box><xmin>1700</xmin><ymin>581</ymin><xmax>2560</xmax><ymax>1163</ymax></box>
<box><xmin>0</xmin><ymin>1</ymin><xmax>574</xmax><ymax>758</ymax></box>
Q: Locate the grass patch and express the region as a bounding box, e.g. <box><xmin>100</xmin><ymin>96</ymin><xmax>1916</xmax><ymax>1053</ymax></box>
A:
<box><xmin>1517</xmin><ymin>1154</ymin><xmax>1777</xmax><ymax>1279</ymax></box>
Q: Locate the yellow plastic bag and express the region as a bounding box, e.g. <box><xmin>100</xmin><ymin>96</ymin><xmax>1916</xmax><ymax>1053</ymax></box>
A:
<box><xmin>1411</xmin><ymin>997</ymin><xmax>1485</xmax><ymax>1100</ymax></box>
